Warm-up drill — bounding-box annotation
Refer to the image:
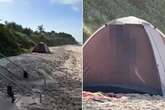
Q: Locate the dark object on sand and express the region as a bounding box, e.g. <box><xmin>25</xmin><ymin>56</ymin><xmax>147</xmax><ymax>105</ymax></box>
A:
<box><xmin>83</xmin><ymin>16</ymin><xmax>165</xmax><ymax>96</ymax></box>
<box><xmin>7</xmin><ymin>85</ymin><xmax>15</xmax><ymax>103</ymax></box>
<box><xmin>32</xmin><ymin>42</ymin><xmax>50</xmax><ymax>53</ymax></box>
<box><xmin>23</xmin><ymin>70</ymin><xmax>28</xmax><ymax>79</ymax></box>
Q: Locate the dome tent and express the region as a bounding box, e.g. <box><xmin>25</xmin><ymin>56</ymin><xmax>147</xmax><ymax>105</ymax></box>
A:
<box><xmin>83</xmin><ymin>16</ymin><xmax>165</xmax><ymax>96</ymax></box>
<box><xmin>32</xmin><ymin>42</ymin><xmax>50</xmax><ymax>53</ymax></box>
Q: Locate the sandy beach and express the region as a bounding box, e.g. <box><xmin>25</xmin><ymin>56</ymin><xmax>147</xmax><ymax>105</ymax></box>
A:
<box><xmin>83</xmin><ymin>91</ymin><xmax>165</xmax><ymax>110</ymax></box>
<box><xmin>0</xmin><ymin>45</ymin><xmax>82</xmax><ymax>110</ymax></box>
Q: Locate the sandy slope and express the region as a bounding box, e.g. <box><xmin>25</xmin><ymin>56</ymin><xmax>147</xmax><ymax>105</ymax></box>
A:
<box><xmin>83</xmin><ymin>91</ymin><xmax>165</xmax><ymax>110</ymax></box>
<box><xmin>0</xmin><ymin>45</ymin><xmax>82</xmax><ymax>110</ymax></box>
<box><xmin>0</xmin><ymin>93</ymin><xmax>18</xmax><ymax>110</ymax></box>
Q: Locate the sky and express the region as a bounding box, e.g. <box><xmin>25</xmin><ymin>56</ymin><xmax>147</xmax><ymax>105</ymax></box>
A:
<box><xmin>0</xmin><ymin>0</ymin><xmax>83</xmax><ymax>42</ymax></box>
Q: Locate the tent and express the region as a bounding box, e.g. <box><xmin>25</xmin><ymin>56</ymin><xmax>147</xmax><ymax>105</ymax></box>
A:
<box><xmin>83</xmin><ymin>16</ymin><xmax>165</xmax><ymax>96</ymax></box>
<box><xmin>32</xmin><ymin>42</ymin><xmax>50</xmax><ymax>53</ymax></box>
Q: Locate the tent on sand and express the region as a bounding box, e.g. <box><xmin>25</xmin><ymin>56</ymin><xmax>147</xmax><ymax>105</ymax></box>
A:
<box><xmin>32</xmin><ymin>42</ymin><xmax>50</xmax><ymax>53</ymax></box>
<box><xmin>83</xmin><ymin>16</ymin><xmax>165</xmax><ymax>96</ymax></box>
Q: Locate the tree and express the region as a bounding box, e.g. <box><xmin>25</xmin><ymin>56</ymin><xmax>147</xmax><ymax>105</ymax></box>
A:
<box><xmin>37</xmin><ymin>25</ymin><xmax>45</xmax><ymax>33</ymax></box>
<box><xmin>5</xmin><ymin>22</ymin><xmax>23</xmax><ymax>32</ymax></box>
<box><xmin>23</xmin><ymin>28</ymin><xmax>33</xmax><ymax>35</ymax></box>
<box><xmin>4</xmin><ymin>21</ymin><xmax>8</xmax><ymax>25</ymax></box>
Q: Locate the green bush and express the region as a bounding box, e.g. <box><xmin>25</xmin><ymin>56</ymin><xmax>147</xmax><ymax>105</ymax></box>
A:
<box><xmin>0</xmin><ymin>22</ymin><xmax>78</xmax><ymax>57</ymax></box>
<box><xmin>84</xmin><ymin>0</ymin><xmax>165</xmax><ymax>42</ymax></box>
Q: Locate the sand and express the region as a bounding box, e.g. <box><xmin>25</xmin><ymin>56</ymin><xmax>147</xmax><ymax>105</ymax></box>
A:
<box><xmin>0</xmin><ymin>45</ymin><xmax>82</xmax><ymax>110</ymax></box>
<box><xmin>83</xmin><ymin>91</ymin><xmax>165</xmax><ymax>110</ymax></box>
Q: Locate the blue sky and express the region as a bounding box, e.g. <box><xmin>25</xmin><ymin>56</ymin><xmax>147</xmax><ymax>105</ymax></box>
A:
<box><xmin>0</xmin><ymin>0</ymin><xmax>82</xmax><ymax>42</ymax></box>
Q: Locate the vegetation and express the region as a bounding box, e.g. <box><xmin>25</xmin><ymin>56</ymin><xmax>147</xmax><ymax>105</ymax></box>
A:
<box><xmin>84</xmin><ymin>0</ymin><xmax>165</xmax><ymax>42</ymax></box>
<box><xmin>0</xmin><ymin>21</ymin><xmax>78</xmax><ymax>57</ymax></box>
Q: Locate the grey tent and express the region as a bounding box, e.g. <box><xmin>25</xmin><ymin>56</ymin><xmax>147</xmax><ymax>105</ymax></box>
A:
<box><xmin>32</xmin><ymin>42</ymin><xmax>50</xmax><ymax>53</ymax></box>
<box><xmin>83</xmin><ymin>16</ymin><xmax>165</xmax><ymax>96</ymax></box>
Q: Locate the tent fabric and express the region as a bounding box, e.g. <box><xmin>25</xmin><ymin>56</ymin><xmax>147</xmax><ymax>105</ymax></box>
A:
<box><xmin>83</xmin><ymin>16</ymin><xmax>165</xmax><ymax>96</ymax></box>
<box><xmin>109</xmin><ymin>16</ymin><xmax>152</xmax><ymax>25</ymax></box>
<box><xmin>32</xmin><ymin>42</ymin><xmax>50</xmax><ymax>53</ymax></box>
<box><xmin>144</xmin><ymin>25</ymin><xmax>165</xmax><ymax>95</ymax></box>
